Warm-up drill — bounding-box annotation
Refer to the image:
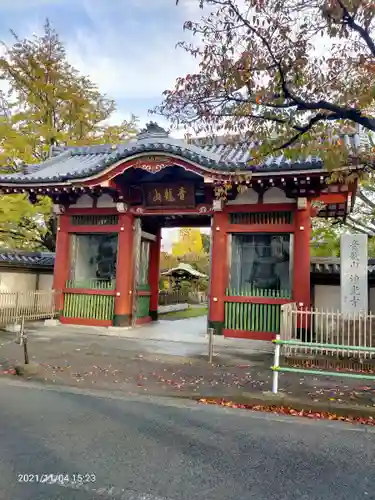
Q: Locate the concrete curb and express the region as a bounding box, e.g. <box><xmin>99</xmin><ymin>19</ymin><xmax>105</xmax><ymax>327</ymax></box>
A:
<box><xmin>189</xmin><ymin>391</ymin><xmax>375</xmax><ymax>419</ymax></box>
<box><xmin>11</xmin><ymin>367</ymin><xmax>375</xmax><ymax>419</ymax></box>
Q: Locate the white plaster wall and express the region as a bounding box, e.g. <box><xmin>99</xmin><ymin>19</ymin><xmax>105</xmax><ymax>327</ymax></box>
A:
<box><xmin>97</xmin><ymin>194</ymin><xmax>116</xmax><ymax>208</ymax></box>
<box><xmin>70</xmin><ymin>194</ymin><xmax>93</xmax><ymax>208</ymax></box>
<box><xmin>0</xmin><ymin>271</ymin><xmax>54</xmax><ymax>293</ymax></box>
<box><xmin>314</xmin><ymin>284</ymin><xmax>375</xmax><ymax>313</ymax></box>
<box><xmin>0</xmin><ymin>272</ymin><xmax>37</xmax><ymax>293</ymax></box>
<box><xmin>38</xmin><ymin>273</ymin><xmax>54</xmax><ymax>290</ymax></box>
<box><xmin>314</xmin><ymin>285</ymin><xmax>341</xmax><ymax>311</ymax></box>
<box><xmin>263</xmin><ymin>187</ymin><xmax>292</xmax><ymax>204</ymax></box>
<box><xmin>227</xmin><ymin>186</ymin><xmax>296</xmax><ymax>205</ymax></box>
<box><xmin>369</xmin><ymin>287</ymin><xmax>375</xmax><ymax>313</ymax></box>
<box><xmin>227</xmin><ymin>188</ymin><xmax>258</xmax><ymax>205</ymax></box>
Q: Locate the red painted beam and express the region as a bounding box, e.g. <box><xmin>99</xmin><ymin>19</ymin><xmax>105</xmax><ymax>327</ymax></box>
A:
<box><xmin>60</xmin><ymin>317</ymin><xmax>112</xmax><ymax>327</ymax></box>
<box><xmin>317</xmin><ymin>193</ymin><xmax>348</xmax><ymax>204</ymax></box>
<box><xmin>81</xmin><ymin>158</ymin><xmax>234</xmax><ymax>185</ymax></box>
<box><xmin>114</xmin><ymin>213</ymin><xmax>135</xmax><ymax>325</ymax></box>
<box><xmin>135</xmin><ymin>316</ymin><xmax>152</xmax><ymax>326</ymax></box>
<box><xmin>223</xmin><ymin>329</ymin><xmax>275</xmax><ymax>341</ymax></box>
<box><xmin>66</xmin><ymin>224</ymin><xmax>120</xmax><ymax>233</ymax></box>
<box><xmin>293</xmin><ymin>202</ymin><xmax>311</xmax><ymax>316</ymax></box>
<box><xmin>53</xmin><ymin>214</ymin><xmax>70</xmax><ymax>312</ymax></box>
<box><xmin>209</xmin><ymin>211</ymin><xmax>228</xmax><ymax>327</ymax></box>
<box><xmin>227</xmin><ymin>224</ymin><xmax>294</xmax><ymax>233</ymax></box>
<box><xmin>131</xmin><ymin>205</ymin><xmax>212</xmax><ymax>216</ymax></box>
<box><xmin>65</xmin><ymin>207</ymin><xmax>119</xmax><ymax>215</ymax></box>
<box><xmin>148</xmin><ymin>228</ymin><xmax>161</xmax><ymax>317</ymax></box>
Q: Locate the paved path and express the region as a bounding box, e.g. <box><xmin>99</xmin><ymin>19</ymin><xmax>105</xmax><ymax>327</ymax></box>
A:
<box><xmin>0</xmin><ymin>380</ymin><xmax>373</xmax><ymax>500</ymax></box>
<box><xmin>25</xmin><ymin>316</ymin><xmax>273</xmax><ymax>357</ymax></box>
<box><xmin>1</xmin><ymin>326</ymin><xmax>375</xmax><ymax>408</ymax></box>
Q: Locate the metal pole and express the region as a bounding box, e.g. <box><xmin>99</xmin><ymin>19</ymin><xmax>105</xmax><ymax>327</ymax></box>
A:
<box><xmin>206</xmin><ymin>217</ymin><xmax>214</xmax><ymax>333</ymax></box>
<box><xmin>20</xmin><ymin>315</ymin><xmax>29</xmax><ymax>365</ymax></box>
<box><xmin>272</xmin><ymin>334</ymin><xmax>281</xmax><ymax>394</ymax></box>
<box><xmin>208</xmin><ymin>327</ymin><xmax>214</xmax><ymax>364</ymax></box>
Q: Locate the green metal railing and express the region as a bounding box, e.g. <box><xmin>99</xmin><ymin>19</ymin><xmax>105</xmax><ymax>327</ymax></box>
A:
<box><xmin>271</xmin><ymin>336</ymin><xmax>375</xmax><ymax>393</ymax></box>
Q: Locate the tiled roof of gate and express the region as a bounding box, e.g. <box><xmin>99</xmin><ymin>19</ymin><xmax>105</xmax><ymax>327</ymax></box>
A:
<box><xmin>0</xmin><ymin>126</ymin><xmax>327</xmax><ymax>185</ymax></box>
<box><xmin>0</xmin><ymin>122</ymin><xmax>365</xmax><ymax>185</ymax></box>
<box><xmin>0</xmin><ymin>250</ymin><xmax>55</xmax><ymax>268</ymax></box>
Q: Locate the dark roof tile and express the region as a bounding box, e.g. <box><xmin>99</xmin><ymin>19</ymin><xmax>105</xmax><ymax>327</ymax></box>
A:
<box><xmin>0</xmin><ymin>251</ymin><xmax>55</xmax><ymax>268</ymax></box>
<box><xmin>310</xmin><ymin>257</ymin><xmax>375</xmax><ymax>276</ymax></box>
<box><xmin>0</xmin><ymin>128</ymin><xmax>327</xmax><ymax>185</ymax></box>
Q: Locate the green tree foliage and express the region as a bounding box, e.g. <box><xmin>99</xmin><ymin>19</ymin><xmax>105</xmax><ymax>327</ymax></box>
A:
<box><xmin>310</xmin><ymin>176</ymin><xmax>375</xmax><ymax>257</ymax></box>
<box><xmin>159</xmin><ymin>0</ymin><xmax>375</xmax><ymax>171</ymax></box>
<box><xmin>0</xmin><ymin>20</ymin><xmax>138</xmax><ymax>251</ymax></box>
<box><xmin>160</xmin><ymin>229</ymin><xmax>210</xmax><ymax>290</ymax></box>
<box><xmin>311</xmin><ymin>219</ymin><xmax>341</xmax><ymax>257</ymax></box>
<box><xmin>162</xmin><ymin>1</ymin><xmax>375</xmax><ymax>258</ymax></box>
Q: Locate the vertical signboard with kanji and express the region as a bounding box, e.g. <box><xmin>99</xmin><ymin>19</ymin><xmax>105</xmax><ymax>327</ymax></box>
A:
<box><xmin>340</xmin><ymin>233</ymin><xmax>368</xmax><ymax>314</ymax></box>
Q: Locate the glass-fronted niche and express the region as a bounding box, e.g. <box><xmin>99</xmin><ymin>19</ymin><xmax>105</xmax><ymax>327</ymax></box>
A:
<box><xmin>137</xmin><ymin>239</ymin><xmax>150</xmax><ymax>287</ymax></box>
<box><xmin>68</xmin><ymin>233</ymin><xmax>118</xmax><ymax>289</ymax></box>
<box><xmin>229</xmin><ymin>233</ymin><xmax>293</xmax><ymax>297</ymax></box>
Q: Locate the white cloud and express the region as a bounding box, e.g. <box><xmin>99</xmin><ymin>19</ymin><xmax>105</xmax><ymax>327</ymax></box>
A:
<box><xmin>0</xmin><ymin>0</ymin><xmax>64</xmax><ymax>9</ymax></box>
<box><xmin>64</xmin><ymin>0</ymin><xmax>201</xmax><ymax>102</ymax></box>
<box><xmin>66</xmin><ymin>33</ymin><xmax>198</xmax><ymax>102</ymax></box>
<box><xmin>0</xmin><ymin>0</ymin><xmax>205</xmax><ymax>131</ymax></box>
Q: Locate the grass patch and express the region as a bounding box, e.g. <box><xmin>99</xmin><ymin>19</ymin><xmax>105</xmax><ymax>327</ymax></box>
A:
<box><xmin>160</xmin><ymin>307</ymin><xmax>208</xmax><ymax>320</ymax></box>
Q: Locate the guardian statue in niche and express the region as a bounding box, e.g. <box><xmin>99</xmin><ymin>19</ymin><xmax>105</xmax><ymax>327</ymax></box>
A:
<box><xmin>247</xmin><ymin>235</ymin><xmax>289</xmax><ymax>291</ymax></box>
<box><xmin>95</xmin><ymin>235</ymin><xmax>117</xmax><ymax>280</ymax></box>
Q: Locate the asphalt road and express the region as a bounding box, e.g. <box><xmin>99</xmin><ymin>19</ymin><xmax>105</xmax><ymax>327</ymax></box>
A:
<box><xmin>0</xmin><ymin>380</ymin><xmax>374</xmax><ymax>500</ymax></box>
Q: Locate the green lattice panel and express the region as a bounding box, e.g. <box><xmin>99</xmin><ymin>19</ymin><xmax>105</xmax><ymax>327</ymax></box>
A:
<box><xmin>226</xmin><ymin>286</ymin><xmax>291</xmax><ymax>299</ymax></box>
<box><xmin>229</xmin><ymin>211</ymin><xmax>293</xmax><ymax>225</ymax></box>
<box><xmin>136</xmin><ymin>295</ymin><xmax>150</xmax><ymax>319</ymax></box>
<box><xmin>224</xmin><ymin>301</ymin><xmax>281</xmax><ymax>333</ymax></box>
<box><xmin>63</xmin><ymin>294</ymin><xmax>115</xmax><ymax>320</ymax></box>
<box><xmin>70</xmin><ymin>215</ymin><xmax>118</xmax><ymax>226</ymax></box>
<box><xmin>66</xmin><ymin>279</ymin><xmax>116</xmax><ymax>290</ymax></box>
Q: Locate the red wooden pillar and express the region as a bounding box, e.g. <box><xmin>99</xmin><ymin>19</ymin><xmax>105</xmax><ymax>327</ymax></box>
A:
<box><xmin>293</xmin><ymin>202</ymin><xmax>312</xmax><ymax>332</ymax></box>
<box><xmin>149</xmin><ymin>228</ymin><xmax>161</xmax><ymax>321</ymax></box>
<box><xmin>113</xmin><ymin>212</ymin><xmax>135</xmax><ymax>327</ymax></box>
<box><xmin>53</xmin><ymin>214</ymin><xmax>70</xmax><ymax>313</ymax></box>
<box><xmin>208</xmin><ymin>211</ymin><xmax>228</xmax><ymax>335</ymax></box>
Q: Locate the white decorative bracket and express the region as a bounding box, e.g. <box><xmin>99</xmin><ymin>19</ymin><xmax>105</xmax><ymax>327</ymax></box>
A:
<box><xmin>212</xmin><ymin>199</ymin><xmax>224</xmax><ymax>211</ymax></box>
<box><xmin>116</xmin><ymin>202</ymin><xmax>128</xmax><ymax>213</ymax></box>
<box><xmin>297</xmin><ymin>197</ymin><xmax>307</xmax><ymax>210</ymax></box>
<box><xmin>52</xmin><ymin>204</ymin><xmax>65</xmax><ymax>215</ymax></box>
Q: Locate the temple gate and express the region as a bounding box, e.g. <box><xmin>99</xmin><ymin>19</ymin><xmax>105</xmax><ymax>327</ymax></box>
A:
<box><xmin>0</xmin><ymin>123</ymin><xmax>357</xmax><ymax>340</ymax></box>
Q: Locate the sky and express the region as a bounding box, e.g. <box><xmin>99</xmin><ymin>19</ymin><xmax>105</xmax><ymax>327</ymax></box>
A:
<box><xmin>0</xmin><ymin>0</ymin><xmax>209</xmax><ymax>251</ymax></box>
<box><xmin>0</xmin><ymin>0</ymin><xmax>201</xmax><ymax>132</ymax></box>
